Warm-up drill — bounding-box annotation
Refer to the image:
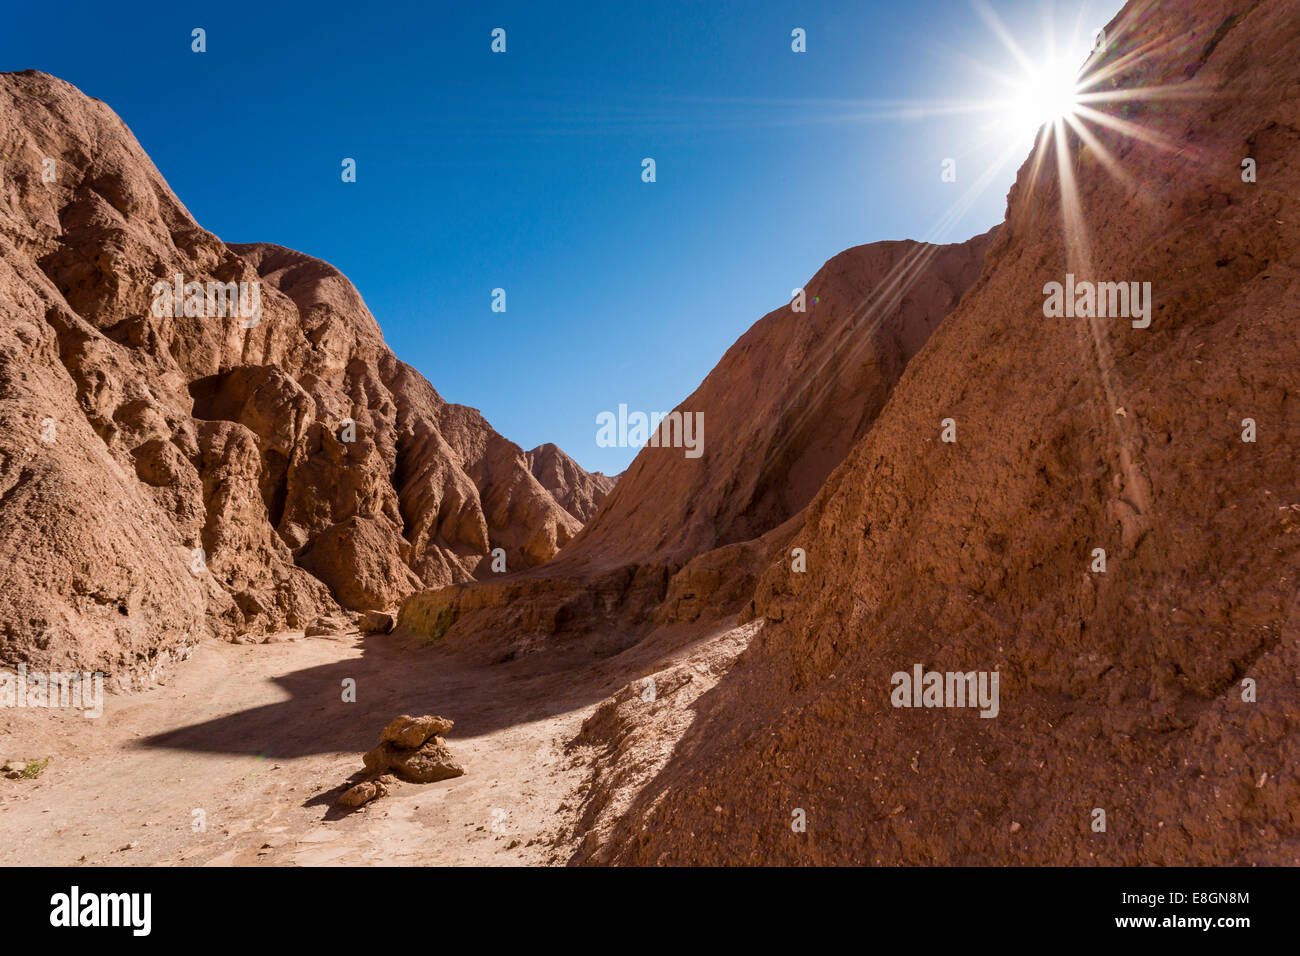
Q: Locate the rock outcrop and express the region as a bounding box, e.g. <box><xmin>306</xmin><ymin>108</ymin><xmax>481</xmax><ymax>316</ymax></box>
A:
<box><xmin>401</xmin><ymin>230</ymin><xmax>996</xmax><ymax>653</ymax></box>
<box><xmin>581</xmin><ymin>0</ymin><xmax>1300</xmax><ymax>865</ymax></box>
<box><xmin>0</xmin><ymin>70</ymin><xmax>603</xmax><ymax>685</ymax></box>
<box><xmin>524</xmin><ymin>443</ymin><xmax>615</xmax><ymax>524</ymax></box>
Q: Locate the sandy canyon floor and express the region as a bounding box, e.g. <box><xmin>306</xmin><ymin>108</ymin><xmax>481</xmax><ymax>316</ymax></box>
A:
<box><xmin>0</xmin><ymin>622</ymin><xmax>746</xmax><ymax>866</ymax></box>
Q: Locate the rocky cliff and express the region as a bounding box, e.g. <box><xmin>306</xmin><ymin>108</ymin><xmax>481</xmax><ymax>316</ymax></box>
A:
<box><xmin>0</xmin><ymin>71</ymin><xmax>608</xmax><ymax>686</ymax></box>
<box><xmin>585</xmin><ymin>0</ymin><xmax>1300</xmax><ymax>864</ymax></box>
<box><xmin>400</xmin><ymin>230</ymin><xmax>996</xmax><ymax>655</ymax></box>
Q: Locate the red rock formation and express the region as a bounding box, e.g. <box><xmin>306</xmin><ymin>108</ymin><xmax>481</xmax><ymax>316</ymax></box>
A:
<box><xmin>568</xmin><ymin>233</ymin><xmax>996</xmax><ymax>567</ymax></box>
<box><xmin>524</xmin><ymin>443</ymin><xmax>615</xmax><ymax>524</ymax></box>
<box><xmin>585</xmin><ymin>0</ymin><xmax>1300</xmax><ymax>864</ymax></box>
<box><xmin>0</xmin><ymin>70</ymin><xmax>603</xmax><ymax>685</ymax></box>
<box><xmin>401</xmin><ymin>231</ymin><xmax>995</xmax><ymax>651</ymax></box>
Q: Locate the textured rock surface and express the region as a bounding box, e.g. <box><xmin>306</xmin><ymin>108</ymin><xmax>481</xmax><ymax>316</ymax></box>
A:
<box><xmin>385</xmin><ymin>738</ymin><xmax>466</xmax><ymax>784</ymax></box>
<box><xmin>337</xmin><ymin>779</ymin><xmax>387</xmax><ymax>808</ymax></box>
<box><xmin>362</xmin><ymin>714</ymin><xmax>465</xmax><ymax>784</ymax></box>
<box><xmin>566</xmin><ymin>231</ymin><xmax>996</xmax><ymax>569</ymax></box>
<box><xmin>0</xmin><ymin>70</ymin><xmax>602</xmax><ymax>684</ymax></box>
<box><xmin>524</xmin><ymin>443</ymin><xmax>615</xmax><ymax>524</ymax></box>
<box><xmin>581</xmin><ymin>0</ymin><xmax>1300</xmax><ymax>864</ymax></box>
<box><xmin>359</xmin><ymin>609</ymin><xmax>396</xmax><ymax>634</ymax></box>
<box><xmin>381</xmin><ymin>714</ymin><xmax>454</xmax><ymax>749</ymax></box>
<box><xmin>401</xmin><ymin>230</ymin><xmax>995</xmax><ymax>653</ymax></box>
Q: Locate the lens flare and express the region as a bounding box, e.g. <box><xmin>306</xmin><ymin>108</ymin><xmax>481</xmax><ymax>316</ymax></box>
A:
<box><xmin>1005</xmin><ymin>55</ymin><xmax>1084</xmax><ymax>138</ymax></box>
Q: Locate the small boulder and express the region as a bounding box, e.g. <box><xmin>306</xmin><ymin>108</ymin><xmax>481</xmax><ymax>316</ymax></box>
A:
<box><xmin>305</xmin><ymin>614</ymin><xmax>351</xmax><ymax>637</ymax></box>
<box><xmin>362</xmin><ymin>743</ymin><xmax>395</xmax><ymax>775</ymax></box>
<box><xmin>360</xmin><ymin>610</ymin><xmax>396</xmax><ymax>634</ymax></box>
<box><xmin>337</xmin><ymin>779</ymin><xmax>387</xmax><ymax>808</ymax></box>
<box><xmin>386</xmin><ymin>738</ymin><xmax>465</xmax><ymax>784</ymax></box>
<box><xmin>356</xmin><ymin>715</ymin><xmax>465</xmax><ymax>787</ymax></box>
<box><xmin>381</xmin><ymin>714</ymin><xmax>454</xmax><ymax>749</ymax></box>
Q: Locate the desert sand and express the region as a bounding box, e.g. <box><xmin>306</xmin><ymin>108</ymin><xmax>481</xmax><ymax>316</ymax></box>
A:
<box><xmin>0</xmin><ymin>619</ymin><xmax>749</xmax><ymax>866</ymax></box>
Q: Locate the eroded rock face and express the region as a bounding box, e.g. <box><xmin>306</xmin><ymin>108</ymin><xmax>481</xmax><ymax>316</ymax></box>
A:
<box><xmin>565</xmin><ymin>230</ymin><xmax>996</xmax><ymax>569</ymax></box>
<box><xmin>0</xmin><ymin>70</ymin><xmax>602</xmax><ymax>684</ymax></box>
<box><xmin>586</xmin><ymin>0</ymin><xmax>1300</xmax><ymax>865</ymax></box>
<box><xmin>360</xmin><ymin>610</ymin><xmax>397</xmax><ymax>634</ymax></box>
<box><xmin>524</xmin><ymin>443</ymin><xmax>615</xmax><ymax>523</ymax></box>
<box><xmin>400</xmin><ymin>230</ymin><xmax>996</xmax><ymax>652</ymax></box>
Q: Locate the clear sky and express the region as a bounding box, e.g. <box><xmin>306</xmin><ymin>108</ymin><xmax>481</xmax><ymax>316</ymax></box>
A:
<box><xmin>3</xmin><ymin>0</ymin><xmax>1121</xmax><ymax>474</ymax></box>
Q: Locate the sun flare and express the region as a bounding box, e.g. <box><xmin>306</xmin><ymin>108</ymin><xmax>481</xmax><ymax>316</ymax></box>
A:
<box><xmin>1004</xmin><ymin>54</ymin><xmax>1085</xmax><ymax>139</ymax></box>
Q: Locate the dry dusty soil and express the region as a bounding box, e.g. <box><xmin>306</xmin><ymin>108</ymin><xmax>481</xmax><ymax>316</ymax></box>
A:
<box><xmin>0</xmin><ymin>621</ymin><xmax>743</xmax><ymax>866</ymax></box>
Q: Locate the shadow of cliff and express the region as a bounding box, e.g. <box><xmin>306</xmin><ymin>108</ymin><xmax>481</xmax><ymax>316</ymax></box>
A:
<box><xmin>135</xmin><ymin>631</ymin><xmax>631</xmax><ymax>759</ymax></box>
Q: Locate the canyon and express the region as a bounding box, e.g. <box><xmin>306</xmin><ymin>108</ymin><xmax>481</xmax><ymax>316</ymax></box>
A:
<box><xmin>0</xmin><ymin>67</ymin><xmax>612</xmax><ymax>688</ymax></box>
<box><xmin>2</xmin><ymin>0</ymin><xmax>1297</xmax><ymax>867</ymax></box>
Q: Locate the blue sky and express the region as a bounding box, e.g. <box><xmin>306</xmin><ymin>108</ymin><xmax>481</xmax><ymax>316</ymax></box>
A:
<box><xmin>3</xmin><ymin>0</ymin><xmax>1121</xmax><ymax>474</ymax></box>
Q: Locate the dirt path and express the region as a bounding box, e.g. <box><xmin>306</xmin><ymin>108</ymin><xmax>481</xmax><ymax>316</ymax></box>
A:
<box><xmin>0</xmin><ymin>618</ymin><xmax>745</xmax><ymax>866</ymax></box>
<box><xmin>0</xmin><ymin>631</ymin><xmax>607</xmax><ymax>866</ymax></box>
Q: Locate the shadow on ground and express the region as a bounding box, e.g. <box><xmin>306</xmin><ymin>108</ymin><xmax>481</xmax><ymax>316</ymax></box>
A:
<box><xmin>134</xmin><ymin>626</ymin><xmax>680</xmax><ymax>760</ymax></box>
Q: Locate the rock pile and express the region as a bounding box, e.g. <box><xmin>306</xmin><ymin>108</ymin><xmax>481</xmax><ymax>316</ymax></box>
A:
<box><xmin>337</xmin><ymin>714</ymin><xmax>465</xmax><ymax>809</ymax></box>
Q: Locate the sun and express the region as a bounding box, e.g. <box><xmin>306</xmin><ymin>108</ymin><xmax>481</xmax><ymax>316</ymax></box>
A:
<box><xmin>1003</xmin><ymin>53</ymin><xmax>1085</xmax><ymax>141</ymax></box>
